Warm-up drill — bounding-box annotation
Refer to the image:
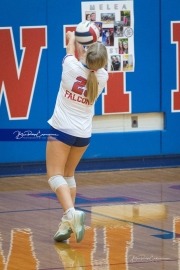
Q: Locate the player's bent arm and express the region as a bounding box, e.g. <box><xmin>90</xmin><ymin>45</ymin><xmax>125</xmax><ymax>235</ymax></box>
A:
<box><xmin>66</xmin><ymin>31</ymin><xmax>75</xmax><ymax>55</ymax></box>
<box><xmin>75</xmin><ymin>41</ymin><xmax>86</xmax><ymax>63</ymax></box>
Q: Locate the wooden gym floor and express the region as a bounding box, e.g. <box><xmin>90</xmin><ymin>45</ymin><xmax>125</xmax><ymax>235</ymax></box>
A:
<box><xmin>0</xmin><ymin>167</ymin><xmax>180</xmax><ymax>269</ymax></box>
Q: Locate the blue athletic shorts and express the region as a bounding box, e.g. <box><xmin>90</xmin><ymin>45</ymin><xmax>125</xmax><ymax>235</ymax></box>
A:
<box><xmin>49</xmin><ymin>126</ymin><xmax>91</xmax><ymax>147</ymax></box>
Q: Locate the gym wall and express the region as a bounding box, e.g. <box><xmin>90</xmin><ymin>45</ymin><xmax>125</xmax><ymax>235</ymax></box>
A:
<box><xmin>0</xmin><ymin>0</ymin><xmax>180</xmax><ymax>172</ymax></box>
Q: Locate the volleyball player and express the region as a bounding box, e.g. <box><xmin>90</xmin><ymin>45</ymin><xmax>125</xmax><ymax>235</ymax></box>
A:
<box><xmin>46</xmin><ymin>31</ymin><xmax>108</xmax><ymax>243</ymax></box>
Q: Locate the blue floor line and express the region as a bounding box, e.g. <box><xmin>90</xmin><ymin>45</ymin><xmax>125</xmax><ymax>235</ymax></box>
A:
<box><xmin>0</xmin><ymin>207</ymin><xmax>62</xmax><ymax>214</ymax></box>
<box><xmin>80</xmin><ymin>208</ymin><xmax>172</xmax><ymax>234</ymax></box>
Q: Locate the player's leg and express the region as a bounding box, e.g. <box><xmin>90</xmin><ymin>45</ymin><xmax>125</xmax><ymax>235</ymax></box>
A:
<box><xmin>62</xmin><ymin>144</ymin><xmax>89</xmax><ymax>242</ymax></box>
<box><xmin>46</xmin><ymin>137</ymin><xmax>73</xmax><ymax>211</ymax></box>
<box><xmin>46</xmin><ymin>137</ymin><xmax>78</xmax><ymax>242</ymax></box>
<box><xmin>64</xmin><ymin>144</ymin><xmax>89</xmax><ymax>203</ymax></box>
<box><xmin>46</xmin><ymin>136</ymin><xmax>88</xmax><ymax>242</ymax></box>
<box><xmin>64</xmin><ymin>176</ymin><xmax>76</xmax><ymax>204</ymax></box>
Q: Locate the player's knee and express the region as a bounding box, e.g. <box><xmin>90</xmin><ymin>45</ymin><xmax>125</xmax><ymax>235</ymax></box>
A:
<box><xmin>64</xmin><ymin>176</ymin><xmax>76</xmax><ymax>188</ymax></box>
<box><xmin>48</xmin><ymin>175</ymin><xmax>67</xmax><ymax>192</ymax></box>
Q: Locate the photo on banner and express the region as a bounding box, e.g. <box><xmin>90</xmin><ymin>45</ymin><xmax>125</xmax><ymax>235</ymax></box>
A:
<box><xmin>81</xmin><ymin>1</ymin><xmax>135</xmax><ymax>73</ymax></box>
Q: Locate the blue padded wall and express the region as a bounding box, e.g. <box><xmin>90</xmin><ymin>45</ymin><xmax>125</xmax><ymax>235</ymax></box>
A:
<box><xmin>0</xmin><ymin>0</ymin><xmax>179</xmax><ymax>167</ymax></box>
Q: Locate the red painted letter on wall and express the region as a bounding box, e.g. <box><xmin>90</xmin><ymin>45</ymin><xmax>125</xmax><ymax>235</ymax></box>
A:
<box><xmin>0</xmin><ymin>27</ymin><xmax>47</xmax><ymax>119</ymax></box>
<box><xmin>171</xmin><ymin>22</ymin><xmax>180</xmax><ymax>112</ymax></box>
<box><xmin>103</xmin><ymin>72</ymin><xmax>131</xmax><ymax>114</ymax></box>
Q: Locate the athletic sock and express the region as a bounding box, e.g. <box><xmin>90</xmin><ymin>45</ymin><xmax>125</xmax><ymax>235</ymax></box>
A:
<box><xmin>63</xmin><ymin>207</ymin><xmax>75</xmax><ymax>221</ymax></box>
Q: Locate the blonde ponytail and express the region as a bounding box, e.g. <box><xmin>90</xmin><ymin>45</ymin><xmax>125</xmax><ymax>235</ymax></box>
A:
<box><xmin>86</xmin><ymin>71</ymin><xmax>98</xmax><ymax>104</ymax></box>
<box><xmin>85</xmin><ymin>43</ymin><xmax>108</xmax><ymax>104</ymax></box>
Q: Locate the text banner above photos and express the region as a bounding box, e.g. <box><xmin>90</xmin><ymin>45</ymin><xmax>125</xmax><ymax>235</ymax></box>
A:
<box><xmin>81</xmin><ymin>1</ymin><xmax>135</xmax><ymax>73</ymax></box>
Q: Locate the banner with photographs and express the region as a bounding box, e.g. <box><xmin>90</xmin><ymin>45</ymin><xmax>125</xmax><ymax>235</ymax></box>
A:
<box><xmin>81</xmin><ymin>1</ymin><xmax>134</xmax><ymax>73</ymax></box>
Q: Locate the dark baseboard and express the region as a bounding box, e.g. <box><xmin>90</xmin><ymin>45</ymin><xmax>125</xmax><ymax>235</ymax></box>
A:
<box><xmin>0</xmin><ymin>155</ymin><xmax>180</xmax><ymax>177</ymax></box>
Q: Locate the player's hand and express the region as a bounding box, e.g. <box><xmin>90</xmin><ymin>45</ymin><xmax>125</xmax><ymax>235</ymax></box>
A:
<box><xmin>66</xmin><ymin>31</ymin><xmax>75</xmax><ymax>41</ymax></box>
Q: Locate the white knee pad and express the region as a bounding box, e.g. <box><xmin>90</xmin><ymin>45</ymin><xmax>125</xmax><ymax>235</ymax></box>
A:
<box><xmin>48</xmin><ymin>175</ymin><xmax>67</xmax><ymax>192</ymax></box>
<box><xmin>64</xmin><ymin>176</ymin><xmax>76</xmax><ymax>188</ymax></box>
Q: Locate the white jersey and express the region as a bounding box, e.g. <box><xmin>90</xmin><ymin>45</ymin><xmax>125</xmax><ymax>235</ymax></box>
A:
<box><xmin>48</xmin><ymin>54</ymin><xmax>108</xmax><ymax>138</ymax></box>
